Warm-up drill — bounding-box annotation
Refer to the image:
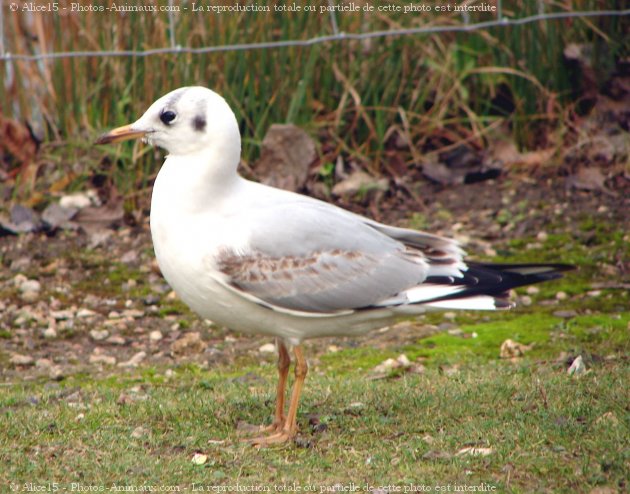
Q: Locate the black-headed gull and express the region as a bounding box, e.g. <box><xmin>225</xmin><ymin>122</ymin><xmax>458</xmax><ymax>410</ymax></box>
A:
<box><xmin>96</xmin><ymin>86</ymin><xmax>572</xmax><ymax>445</ymax></box>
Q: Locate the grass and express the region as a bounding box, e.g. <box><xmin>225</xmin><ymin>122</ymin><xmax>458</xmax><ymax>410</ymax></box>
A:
<box><xmin>1</xmin><ymin>355</ymin><xmax>627</xmax><ymax>491</ymax></box>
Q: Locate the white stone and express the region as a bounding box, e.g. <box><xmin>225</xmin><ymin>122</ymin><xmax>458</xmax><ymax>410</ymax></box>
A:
<box><xmin>10</xmin><ymin>353</ymin><xmax>34</xmax><ymax>366</ymax></box>
<box><xmin>42</xmin><ymin>327</ymin><xmax>58</xmax><ymax>339</ymax></box>
<box><xmin>19</xmin><ymin>279</ymin><xmax>41</xmax><ymax>293</ymax></box>
<box><xmin>77</xmin><ymin>308</ymin><xmax>98</xmax><ymax>318</ymax></box>
<box><xmin>89</xmin><ymin>352</ymin><xmax>117</xmax><ymax>365</ymax></box>
<box><xmin>118</xmin><ymin>351</ymin><xmax>147</xmax><ymax>368</ymax></box>
<box><xmin>556</xmin><ymin>291</ymin><xmax>568</xmax><ymax>300</ymax></box>
<box><xmin>259</xmin><ymin>343</ymin><xmax>276</xmax><ymax>354</ymax></box>
<box><xmin>90</xmin><ymin>329</ymin><xmax>109</xmax><ymax>341</ymax></box>
<box><xmin>149</xmin><ymin>330</ymin><xmax>163</xmax><ymax>342</ymax></box>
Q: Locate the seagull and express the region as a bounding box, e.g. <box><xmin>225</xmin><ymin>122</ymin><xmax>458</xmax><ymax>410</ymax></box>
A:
<box><xmin>96</xmin><ymin>86</ymin><xmax>573</xmax><ymax>446</ymax></box>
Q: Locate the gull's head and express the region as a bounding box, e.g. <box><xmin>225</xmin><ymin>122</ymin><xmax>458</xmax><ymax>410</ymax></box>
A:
<box><xmin>96</xmin><ymin>86</ymin><xmax>240</xmax><ymax>156</ymax></box>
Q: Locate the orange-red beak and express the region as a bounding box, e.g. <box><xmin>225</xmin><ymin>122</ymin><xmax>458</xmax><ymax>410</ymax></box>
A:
<box><xmin>95</xmin><ymin>124</ymin><xmax>147</xmax><ymax>145</ymax></box>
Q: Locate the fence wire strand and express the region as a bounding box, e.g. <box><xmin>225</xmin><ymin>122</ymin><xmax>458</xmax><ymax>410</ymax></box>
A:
<box><xmin>0</xmin><ymin>8</ymin><xmax>628</xmax><ymax>62</ymax></box>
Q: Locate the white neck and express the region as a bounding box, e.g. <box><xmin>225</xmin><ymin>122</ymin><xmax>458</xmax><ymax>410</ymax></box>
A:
<box><xmin>151</xmin><ymin>140</ymin><xmax>242</xmax><ymax>216</ymax></box>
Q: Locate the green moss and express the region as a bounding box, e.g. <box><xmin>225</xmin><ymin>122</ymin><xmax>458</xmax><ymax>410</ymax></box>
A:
<box><xmin>404</xmin><ymin>313</ymin><xmax>558</xmax><ymax>364</ymax></box>
<box><xmin>320</xmin><ymin>346</ymin><xmax>398</xmax><ymax>375</ymax></box>
<box><xmin>157</xmin><ymin>300</ymin><xmax>190</xmax><ymax>317</ymax></box>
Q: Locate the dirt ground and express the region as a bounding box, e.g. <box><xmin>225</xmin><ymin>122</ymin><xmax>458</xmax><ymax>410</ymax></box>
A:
<box><xmin>1</xmin><ymin>167</ymin><xmax>628</xmax><ymax>383</ymax></box>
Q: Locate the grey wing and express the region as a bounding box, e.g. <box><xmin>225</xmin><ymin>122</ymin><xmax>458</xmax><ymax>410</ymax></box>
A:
<box><xmin>214</xmin><ymin>202</ymin><xmax>431</xmax><ymax>313</ymax></box>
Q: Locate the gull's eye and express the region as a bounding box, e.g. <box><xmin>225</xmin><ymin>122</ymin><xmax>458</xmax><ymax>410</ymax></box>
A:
<box><xmin>160</xmin><ymin>110</ymin><xmax>177</xmax><ymax>125</ymax></box>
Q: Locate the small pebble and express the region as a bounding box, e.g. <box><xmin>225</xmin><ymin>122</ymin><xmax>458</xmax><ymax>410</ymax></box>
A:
<box><xmin>553</xmin><ymin>310</ymin><xmax>577</xmax><ymax>319</ymax></box>
<box><xmin>526</xmin><ymin>286</ymin><xmax>540</xmax><ymax>295</ymax></box>
<box><xmin>13</xmin><ymin>274</ymin><xmax>28</xmax><ymax>287</ymax></box>
<box><xmin>20</xmin><ymin>290</ymin><xmax>40</xmax><ymax>303</ymax></box>
<box><xmin>76</xmin><ymin>308</ymin><xmax>97</xmax><ymax>318</ymax></box>
<box><xmin>19</xmin><ymin>279</ymin><xmax>41</xmax><ymax>293</ymax></box>
<box><xmin>122</xmin><ymin>279</ymin><xmax>138</xmax><ymax>291</ymax></box>
<box><xmin>143</xmin><ymin>295</ymin><xmax>160</xmax><ymax>306</ymax></box>
<box><xmin>60</xmin><ymin>192</ymin><xmax>92</xmax><ymax>209</ymax></box>
<box><xmin>51</xmin><ymin>309</ymin><xmax>74</xmax><ymax>320</ymax></box>
<box><xmin>11</xmin><ymin>258</ymin><xmax>31</xmax><ymax>272</ymax></box>
<box><xmin>568</xmin><ymin>355</ymin><xmax>586</xmax><ymax>376</ymax></box>
<box><xmin>10</xmin><ymin>353</ymin><xmax>34</xmax><ymax>366</ymax></box>
<box><xmin>42</xmin><ymin>327</ymin><xmax>58</xmax><ymax>339</ymax></box>
<box><xmin>106</xmin><ymin>335</ymin><xmax>126</xmax><ymax>345</ymax></box>
<box><xmin>131</xmin><ymin>426</ymin><xmax>148</xmax><ymax>439</ymax></box>
<box><xmin>149</xmin><ymin>330</ymin><xmax>163</xmax><ymax>342</ymax></box>
<box><xmin>89</xmin><ymin>351</ymin><xmax>117</xmax><ymax>366</ymax></box>
<box><xmin>259</xmin><ymin>343</ymin><xmax>276</xmax><ymax>354</ymax></box>
<box><xmin>35</xmin><ymin>358</ymin><xmax>53</xmax><ymax>368</ymax></box>
<box><xmin>118</xmin><ymin>351</ymin><xmax>147</xmax><ymax>368</ymax></box>
<box><xmin>122</xmin><ymin>309</ymin><xmax>144</xmax><ymax>319</ymax></box>
<box><xmin>556</xmin><ymin>291</ymin><xmax>568</xmax><ymax>300</ymax></box>
<box><xmin>120</xmin><ymin>250</ymin><xmax>138</xmax><ymax>264</ymax></box>
<box><xmin>90</xmin><ymin>329</ymin><xmax>109</xmax><ymax>341</ymax></box>
<box><xmin>49</xmin><ymin>366</ymin><xmax>64</xmax><ymax>380</ymax></box>
<box><xmin>447</xmin><ymin>328</ymin><xmax>464</xmax><ymax>337</ymax></box>
<box><xmin>191</xmin><ymin>453</ymin><xmax>208</xmax><ymax>465</ymax></box>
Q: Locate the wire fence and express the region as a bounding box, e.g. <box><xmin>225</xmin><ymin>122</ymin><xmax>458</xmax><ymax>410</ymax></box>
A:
<box><xmin>1</xmin><ymin>1</ymin><xmax>628</xmax><ymax>62</ymax></box>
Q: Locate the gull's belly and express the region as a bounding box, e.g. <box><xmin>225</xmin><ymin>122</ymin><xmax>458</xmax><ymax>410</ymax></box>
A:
<box><xmin>149</xmin><ymin>212</ymin><xmax>397</xmax><ymax>344</ymax></box>
<box><xmin>150</xmin><ymin>213</ymin><xmax>257</xmax><ymax>330</ymax></box>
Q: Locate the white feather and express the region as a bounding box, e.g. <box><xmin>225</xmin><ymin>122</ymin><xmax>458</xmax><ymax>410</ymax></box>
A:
<box><xmin>424</xmin><ymin>296</ymin><xmax>500</xmax><ymax>311</ymax></box>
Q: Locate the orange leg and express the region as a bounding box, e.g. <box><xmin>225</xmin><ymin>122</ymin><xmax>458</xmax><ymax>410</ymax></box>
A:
<box><xmin>250</xmin><ymin>345</ymin><xmax>308</xmax><ymax>446</ymax></box>
<box><xmin>259</xmin><ymin>340</ymin><xmax>290</xmax><ymax>433</ymax></box>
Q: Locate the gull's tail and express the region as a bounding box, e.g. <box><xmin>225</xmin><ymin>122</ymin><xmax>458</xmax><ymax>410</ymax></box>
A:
<box><xmin>418</xmin><ymin>263</ymin><xmax>575</xmax><ymax>311</ymax></box>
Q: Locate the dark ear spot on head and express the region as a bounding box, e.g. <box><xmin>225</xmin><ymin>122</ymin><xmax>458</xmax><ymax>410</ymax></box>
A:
<box><xmin>193</xmin><ymin>115</ymin><xmax>207</xmax><ymax>132</ymax></box>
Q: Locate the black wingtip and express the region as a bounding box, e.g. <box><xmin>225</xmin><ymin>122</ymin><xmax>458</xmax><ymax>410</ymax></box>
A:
<box><xmin>422</xmin><ymin>262</ymin><xmax>576</xmax><ymax>305</ymax></box>
<box><xmin>470</xmin><ymin>262</ymin><xmax>576</xmax><ymax>292</ymax></box>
